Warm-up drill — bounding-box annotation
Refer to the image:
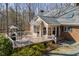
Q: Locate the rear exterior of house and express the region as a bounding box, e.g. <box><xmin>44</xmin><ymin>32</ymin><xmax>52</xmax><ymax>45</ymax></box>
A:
<box><xmin>30</xmin><ymin>16</ymin><xmax>79</xmax><ymax>43</ymax></box>
<box><xmin>30</xmin><ymin>16</ymin><xmax>61</xmax><ymax>43</ymax></box>
<box><xmin>30</xmin><ymin>5</ymin><xmax>79</xmax><ymax>43</ymax></box>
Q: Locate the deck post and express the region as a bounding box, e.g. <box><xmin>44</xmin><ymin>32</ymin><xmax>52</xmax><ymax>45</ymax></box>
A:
<box><xmin>46</xmin><ymin>25</ymin><xmax>48</xmax><ymax>38</ymax></box>
<box><xmin>59</xmin><ymin>26</ymin><xmax>60</xmax><ymax>37</ymax></box>
<box><xmin>55</xmin><ymin>26</ymin><xmax>57</xmax><ymax>37</ymax></box>
<box><xmin>41</xmin><ymin>26</ymin><xmax>43</xmax><ymax>37</ymax></box>
<box><xmin>40</xmin><ymin>24</ymin><xmax>42</xmax><ymax>37</ymax></box>
<box><xmin>32</xmin><ymin>25</ymin><xmax>34</xmax><ymax>34</ymax></box>
<box><xmin>51</xmin><ymin>26</ymin><xmax>53</xmax><ymax>35</ymax></box>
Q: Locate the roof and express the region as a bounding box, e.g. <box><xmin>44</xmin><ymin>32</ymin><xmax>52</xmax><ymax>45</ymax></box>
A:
<box><xmin>59</xmin><ymin>6</ymin><xmax>79</xmax><ymax>17</ymax></box>
<box><xmin>39</xmin><ymin>16</ymin><xmax>60</xmax><ymax>25</ymax></box>
<box><xmin>44</xmin><ymin>6</ymin><xmax>79</xmax><ymax>17</ymax></box>
<box><xmin>44</xmin><ymin>8</ymin><xmax>61</xmax><ymax>17</ymax></box>
<box><xmin>57</xmin><ymin>17</ymin><xmax>79</xmax><ymax>26</ymax></box>
<box><xmin>57</xmin><ymin>6</ymin><xmax>79</xmax><ymax>26</ymax></box>
<box><xmin>44</xmin><ymin>6</ymin><xmax>74</xmax><ymax>17</ymax></box>
<box><xmin>33</xmin><ymin>6</ymin><xmax>79</xmax><ymax>26</ymax></box>
<box><xmin>32</xmin><ymin>16</ymin><xmax>38</xmax><ymax>21</ymax></box>
<box><xmin>38</xmin><ymin>15</ymin><xmax>79</xmax><ymax>26</ymax></box>
<box><xmin>38</xmin><ymin>11</ymin><xmax>49</xmax><ymax>16</ymax></box>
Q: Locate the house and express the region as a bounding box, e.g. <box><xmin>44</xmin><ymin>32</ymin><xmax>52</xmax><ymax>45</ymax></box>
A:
<box><xmin>30</xmin><ymin>6</ymin><xmax>79</xmax><ymax>43</ymax></box>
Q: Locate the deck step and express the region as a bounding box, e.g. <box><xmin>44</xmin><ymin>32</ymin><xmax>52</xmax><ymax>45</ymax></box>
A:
<box><xmin>69</xmin><ymin>32</ymin><xmax>79</xmax><ymax>42</ymax></box>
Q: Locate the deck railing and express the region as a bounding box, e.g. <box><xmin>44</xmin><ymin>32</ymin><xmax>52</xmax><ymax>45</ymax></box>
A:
<box><xmin>48</xmin><ymin>35</ymin><xmax>57</xmax><ymax>43</ymax></box>
<box><xmin>5</xmin><ymin>34</ymin><xmax>57</xmax><ymax>48</ymax></box>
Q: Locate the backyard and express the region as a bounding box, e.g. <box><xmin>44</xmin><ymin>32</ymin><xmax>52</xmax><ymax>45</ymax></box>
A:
<box><xmin>1</xmin><ymin>33</ymin><xmax>79</xmax><ymax>56</ymax></box>
<box><xmin>0</xmin><ymin>33</ymin><xmax>58</xmax><ymax>56</ymax></box>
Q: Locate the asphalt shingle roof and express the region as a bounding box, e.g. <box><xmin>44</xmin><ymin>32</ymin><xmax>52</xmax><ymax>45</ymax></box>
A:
<box><xmin>57</xmin><ymin>17</ymin><xmax>79</xmax><ymax>25</ymax></box>
<box><xmin>39</xmin><ymin>16</ymin><xmax>60</xmax><ymax>25</ymax></box>
<box><xmin>33</xmin><ymin>6</ymin><xmax>79</xmax><ymax>26</ymax></box>
<box><xmin>44</xmin><ymin>6</ymin><xmax>74</xmax><ymax>17</ymax></box>
<box><xmin>44</xmin><ymin>6</ymin><xmax>79</xmax><ymax>18</ymax></box>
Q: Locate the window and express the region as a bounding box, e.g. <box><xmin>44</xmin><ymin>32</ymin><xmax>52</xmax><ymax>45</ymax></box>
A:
<box><xmin>48</xmin><ymin>28</ymin><xmax>51</xmax><ymax>35</ymax></box>
<box><xmin>43</xmin><ymin>27</ymin><xmax>46</xmax><ymax>35</ymax></box>
<box><xmin>65</xmin><ymin>26</ymin><xmax>72</xmax><ymax>32</ymax></box>
<box><xmin>53</xmin><ymin>27</ymin><xmax>55</xmax><ymax>35</ymax></box>
<box><xmin>34</xmin><ymin>26</ymin><xmax>37</xmax><ymax>33</ymax></box>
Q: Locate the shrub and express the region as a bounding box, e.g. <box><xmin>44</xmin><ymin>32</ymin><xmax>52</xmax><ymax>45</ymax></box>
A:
<box><xmin>12</xmin><ymin>43</ymin><xmax>46</xmax><ymax>56</ymax></box>
<box><xmin>0</xmin><ymin>34</ymin><xmax>13</xmax><ymax>56</ymax></box>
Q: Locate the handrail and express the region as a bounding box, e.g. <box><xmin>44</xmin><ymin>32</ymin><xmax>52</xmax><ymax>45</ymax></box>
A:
<box><xmin>48</xmin><ymin>35</ymin><xmax>57</xmax><ymax>43</ymax></box>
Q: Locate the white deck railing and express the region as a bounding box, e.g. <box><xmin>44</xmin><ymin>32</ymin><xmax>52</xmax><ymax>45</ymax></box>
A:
<box><xmin>5</xmin><ymin>34</ymin><xmax>57</xmax><ymax>48</ymax></box>
<box><xmin>48</xmin><ymin>35</ymin><xmax>57</xmax><ymax>43</ymax></box>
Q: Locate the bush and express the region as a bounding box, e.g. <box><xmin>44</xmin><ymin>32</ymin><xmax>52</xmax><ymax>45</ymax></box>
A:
<box><xmin>12</xmin><ymin>43</ymin><xmax>46</xmax><ymax>56</ymax></box>
<box><xmin>0</xmin><ymin>34</ymin><xmax>13</xmax><ymax>56</ymax></box>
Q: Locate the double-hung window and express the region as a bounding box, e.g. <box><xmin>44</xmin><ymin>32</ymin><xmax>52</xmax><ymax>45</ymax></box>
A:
<box><xmin>43</xmin><ymin>27</ymin><xmax>46</xmax><ymax>35</ymax></box>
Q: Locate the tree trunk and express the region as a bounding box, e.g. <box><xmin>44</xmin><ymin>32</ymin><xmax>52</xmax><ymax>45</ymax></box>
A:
<box><xmin>6</xmin><ymin>3</ymin><xmax>9</xmax><ymax>35</ymax></box>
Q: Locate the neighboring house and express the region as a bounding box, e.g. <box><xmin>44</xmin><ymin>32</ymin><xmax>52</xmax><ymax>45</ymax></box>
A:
<box><xmin>30</xmin><ymin>6</ymin><xmax>79</xmax><ymax>43</ymax></box>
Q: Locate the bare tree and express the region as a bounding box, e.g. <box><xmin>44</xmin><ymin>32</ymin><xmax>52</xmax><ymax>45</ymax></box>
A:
<box><xmin>6</xmin><ymin>3</ymin><xmax>9</xmax><ymax>34</ymax></box>
<box><xmin>0</xmin><ymin>4</ymin><xmax>3</xmax><ymax>32</ymax></box>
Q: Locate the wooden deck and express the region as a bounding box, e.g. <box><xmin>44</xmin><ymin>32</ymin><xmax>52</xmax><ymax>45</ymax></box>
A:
<box><xmin>5</xmin><ymin>34</ymin><xmax>57</xmax><ymax>48</ymax></box>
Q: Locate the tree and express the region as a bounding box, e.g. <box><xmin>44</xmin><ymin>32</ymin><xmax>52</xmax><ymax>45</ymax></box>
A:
<box><xmin>0</xmin><ymin>34</ymin><xmax>13</xmax><ymax>55</ymax></box>
<box><xmin>5</xmin><ymin>3</ymin><xmax>9</xmax><ymax>35</ymax></box>
<box><xmin>8</xmin><ymin>6</ymin><xmax>16</xmax><ymax>25</ymax></box>
<box><xmin>0</xmin><ymin>4</ymin><xmax>5</xmax><ymax>33</ymax></box>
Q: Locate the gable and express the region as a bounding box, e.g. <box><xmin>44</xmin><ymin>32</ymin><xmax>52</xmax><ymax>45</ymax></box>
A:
<box><xmin>35</xmin><ymin>16</ymin><xmax>48</xmax><ymax>27</ymax></box>
<box><xmin>39</xmin><ymin>16</ymin><xmax>61</xmax><ymax>26</ymax></box>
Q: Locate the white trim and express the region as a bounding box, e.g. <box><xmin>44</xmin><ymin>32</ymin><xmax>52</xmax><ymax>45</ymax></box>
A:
<box><xmin>55</xmin><ymin>26</ymin><xmax>57</xmax><ymax>37</ymax></box>
<box><xmin>61</xmin><ymin>23</ymin><xmax>79</xmax><ymax>26</ymax></box>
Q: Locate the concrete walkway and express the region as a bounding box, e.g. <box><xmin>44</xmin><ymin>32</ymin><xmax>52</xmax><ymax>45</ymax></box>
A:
<box><xmin>47</xmin><ymin>43</ymin><xmax>79</xmax><ymax>56</ymax></box>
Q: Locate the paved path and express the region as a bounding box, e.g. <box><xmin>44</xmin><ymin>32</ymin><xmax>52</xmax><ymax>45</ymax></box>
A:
<box><xmin>46</xmin><ymin>43</ymin><xmax>79</xmax><ymax>56</ymax></box>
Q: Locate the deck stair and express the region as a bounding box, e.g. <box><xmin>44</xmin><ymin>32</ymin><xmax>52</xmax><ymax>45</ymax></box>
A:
<box><xmin>69</xmin><ymin>32</ymin><xmax>79</xmax><ymax>42</ymax></box>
